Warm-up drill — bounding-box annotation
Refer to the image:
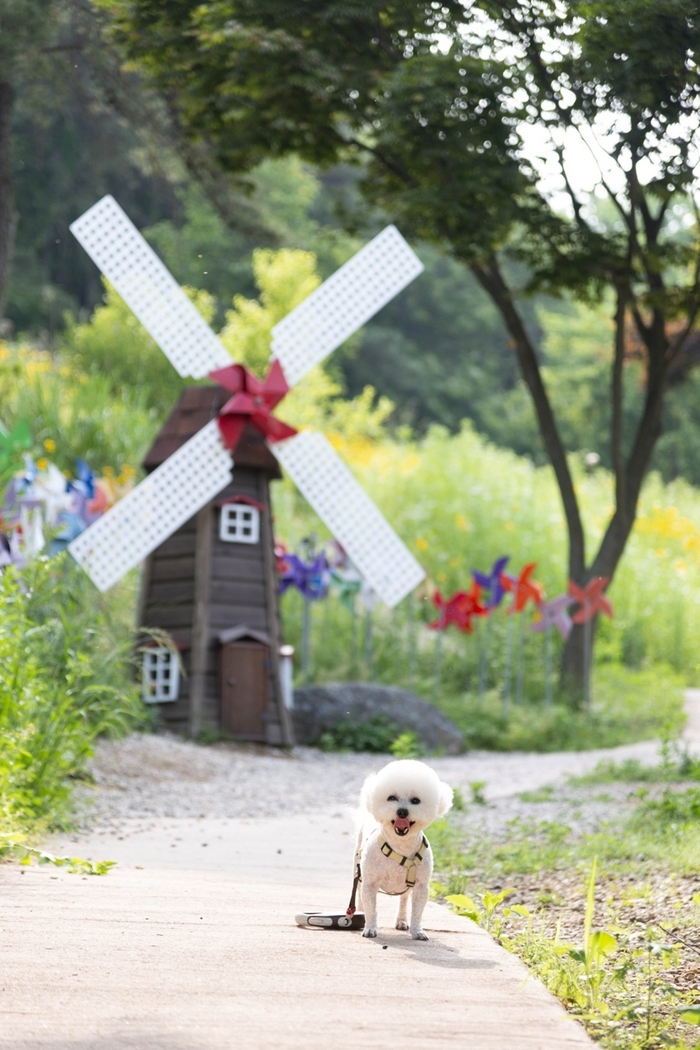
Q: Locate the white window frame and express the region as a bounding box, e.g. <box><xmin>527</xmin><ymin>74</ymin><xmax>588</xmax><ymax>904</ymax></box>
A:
<box><xmin>219</xmin><ymin>503</ymin><xmax>260</xmax><ymax>544</ymax></box>
<box><xmin>142</xmin><ymin>647</ymin><xmax>180</xmax><ymax>703</ymax></box>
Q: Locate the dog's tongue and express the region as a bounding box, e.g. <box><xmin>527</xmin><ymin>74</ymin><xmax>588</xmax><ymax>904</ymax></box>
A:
<box><xmin>393</xmin><ymin>818</ymin><xmax>411</xmax><ymax>833</ymax></box>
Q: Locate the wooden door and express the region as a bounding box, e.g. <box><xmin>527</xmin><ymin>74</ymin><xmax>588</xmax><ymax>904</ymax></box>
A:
<box><xmin>220</xmin><ymin>641</ymin><xmax>269</xmax><ymax>740</ymax></box>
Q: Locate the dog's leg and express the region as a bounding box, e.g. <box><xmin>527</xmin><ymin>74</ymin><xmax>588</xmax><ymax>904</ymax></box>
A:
<box><xmin>361</xmin><ymin>882</ymin><xmax>379</xmax><ymax>938</ymax></box>
<box><xmin>395</xmin><ymin>891</ymin><xmax>410</xmax><ymax>931</ymax></box>
<box><xmin>409</xmin><ymin>881</ymin><xmax>430</xmax><ymax>940</ymax></box>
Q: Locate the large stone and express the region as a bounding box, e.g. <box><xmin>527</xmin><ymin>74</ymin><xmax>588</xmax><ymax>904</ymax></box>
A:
<box><xmin>292</xmin><ymin>682</ymin><xmax>463</xmax><ymax>755</ymax></box>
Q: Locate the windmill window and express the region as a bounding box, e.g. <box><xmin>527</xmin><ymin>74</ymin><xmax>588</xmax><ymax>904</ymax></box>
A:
<box><xmin>142</xmin><ymin>647</ymin><xmax>180</xmax><ymax>703</ymax></box>
<box><xmin>220</xmin><ymin>504</ymin><xmax>260</xmax><ymax>544</ymax></box>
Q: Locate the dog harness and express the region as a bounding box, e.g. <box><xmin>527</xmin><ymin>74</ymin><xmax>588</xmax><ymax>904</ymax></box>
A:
<box><xmin>346</xmin><ymin>835</ymin><xmax>430</xmax><ymax>915</ymax></box>
<box><xmin>379</xmin><ymin>836</ymin><xmax>430</xmax><ymax>889</ymax></box>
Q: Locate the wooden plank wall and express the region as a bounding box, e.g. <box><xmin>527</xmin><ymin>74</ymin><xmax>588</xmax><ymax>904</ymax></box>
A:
<box><xmin>141</xmin><ymin>466</ymin><xmax>278</xmax><ymax>734</ymax></box>
<box><xmin>140</xmin><ymin>518</ymin><xmax>197</xmax><ymax>733</ymax></box>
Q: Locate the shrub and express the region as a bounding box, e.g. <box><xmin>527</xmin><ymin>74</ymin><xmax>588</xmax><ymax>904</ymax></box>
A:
<box><xmin>0</xmin><ymin>557</ymin><xmax>146</xmax><ymax>835</ymax></box>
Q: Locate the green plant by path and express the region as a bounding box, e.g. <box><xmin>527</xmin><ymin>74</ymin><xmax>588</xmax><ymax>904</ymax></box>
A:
<box><xmin>434</xmin><ymin>762</ymin><xmax>700</xmax><ymax>1049</ymax></box>
<box><xmin>0</xmin><ymin>556</ymin><xmax>147</xmax><ymax>838</ymax></box>
<box><xmin>0</xmin><ymin>832</ymin><xmax>115</xmax><ymax>875</ymax></box>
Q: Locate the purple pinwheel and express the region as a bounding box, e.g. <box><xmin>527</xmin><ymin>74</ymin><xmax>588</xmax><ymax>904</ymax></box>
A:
<box><xmin>472</xmin><ymin>555</ymin><xmax>510</xmax><ymax>610</ymax></box>
<box><xmin>529</xmin><ymin>593</ymin><xmax>573</xmax><ymax>709</ymax></box>
<box><xmin>278</xmin><ymin>553</ymin><xmax>329</xmax><ymax>601</ymax></box>
<box><xmin>529</xmin><ymin>594</ymin><xmax>574</xmax><ymax>640</ymax></box>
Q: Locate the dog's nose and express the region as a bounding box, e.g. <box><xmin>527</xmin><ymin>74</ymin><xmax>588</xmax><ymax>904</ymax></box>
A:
<box><xmin>396</xmin><ymin>808</ymin><xmax>409</xmax><ymax>818</ymax></box>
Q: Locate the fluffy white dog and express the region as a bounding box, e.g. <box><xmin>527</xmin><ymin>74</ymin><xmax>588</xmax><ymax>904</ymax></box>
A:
<box><xmin>354</xmin><ymin>759</ymin><xmax>453</xmax><ymax>940</ymax></box>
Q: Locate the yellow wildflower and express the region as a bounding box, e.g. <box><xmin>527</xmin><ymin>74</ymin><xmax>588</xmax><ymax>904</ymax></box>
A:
<box><xmin>43</xmin><ymin>438</ymin><xmax>56</xmax><ymax>453</ymax></box>
<box><xmin>416</xmin><ymin>537</ymin><xmax>428</xmax><ymax>551</ymax></box>
<box><xmin>455</xmin><ymin>513</ymin><xmax>468</xmax><ymax>532</ymax></box>
<box><xmin>37</xmin><ymin>458</ymin><xmax>48</xmax><ymax>470</ymax></box>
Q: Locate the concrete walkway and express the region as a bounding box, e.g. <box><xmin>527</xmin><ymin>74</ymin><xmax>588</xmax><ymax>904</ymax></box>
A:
<box><xmin>5</xmin><ymin>693</ymin><xmax>699</xmax><ymax>1050</ymax></box>
<box><xmin>1</xmin><ymin>810</ymin><xmax>595</xmax><ymax>1050</ymax></box>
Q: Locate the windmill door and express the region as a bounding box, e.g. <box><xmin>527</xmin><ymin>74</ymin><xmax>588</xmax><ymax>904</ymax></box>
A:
<box><xmin>220</xmin><ymin>640</ymin><xmax>269</xmax><ymax>741</ymax></box>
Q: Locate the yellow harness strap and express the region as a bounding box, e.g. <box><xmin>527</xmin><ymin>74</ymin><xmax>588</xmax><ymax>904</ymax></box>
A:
<box><xmin>379</xmin><ymin>835</ymin><xmax>430</xmax><ymax>889</ymax></box>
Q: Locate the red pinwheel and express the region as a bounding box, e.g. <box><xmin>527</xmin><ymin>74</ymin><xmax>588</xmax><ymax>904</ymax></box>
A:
<box><xmin>501</xmin><ymin>562</ymin><xmax>544</xmax><ymax>614</ymax></box>
<box><xmin>430</xmin><ymin>583</ymin><xmax>486</xmax><ymax>633</ymax></box>
<box><xmin>568</xmin><ymin>577</ymin><xmax>613</xmax><ymax>623</ymax></box>
<box><xmin>209</xmin><ymin>359</ymin><xmax>298</xmax><ymax>452</ymax></box>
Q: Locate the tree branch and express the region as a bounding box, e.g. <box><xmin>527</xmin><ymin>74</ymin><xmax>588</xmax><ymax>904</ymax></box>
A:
<box><xmin>611</xmin><ymin>286</ymin><xmax>627</xmax><ymax>513</ymax></box>
<box><xmin>471</xmin><ymin>255</ymin><xmax>586</xmax><ymax>578</ymax></box>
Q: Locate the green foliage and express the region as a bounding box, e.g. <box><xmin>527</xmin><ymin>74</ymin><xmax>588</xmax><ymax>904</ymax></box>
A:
<box><xmin>0</xmin><ymin>556</ymin><xmax>146</xmax><ymax>834</ymax></box>
<box><xmin>389</xmin><ymin>730</ymin><xmax>424</xmax><ymax>760</ymax></box>
<box><xmin>59</xmin><ymin>281</ymin><xmax>218</xmax><ymax>411</ymax></box>
<box><xmin>0</xmin><ymin>832</ymin><xmax>115</xmax><ymax>875</ymax></box>
<box><xmin>317</xmin><ymin>716</ymin><xmax>397</xmax><ymax>754</ymax></box>
<box><xmin>446</xmin><ymin>885</ymin><xmax>517</xmax><ymax>932</ymax></box>
<box><xmin>0</xmin><ymin>341</ymin><xmax>158</xmax><ymax>474</ymax></box>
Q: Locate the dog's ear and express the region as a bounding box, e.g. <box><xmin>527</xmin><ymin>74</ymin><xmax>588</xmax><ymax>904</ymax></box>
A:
<box><xmin>436</xmin><ymin>781</ymin><xmax>454</xmax><ymax>817</ymax></box>
<box><xmin>360</xmin><ymin>772</ymin><xmax>378</xmax><ymax>813</ymax></box>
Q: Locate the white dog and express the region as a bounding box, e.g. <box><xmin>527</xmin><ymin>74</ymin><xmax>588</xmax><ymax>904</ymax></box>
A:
<box><xmin>353</xmin><ymin>759</ymin><xmax>453</xmax><ymax>940</ymax></box>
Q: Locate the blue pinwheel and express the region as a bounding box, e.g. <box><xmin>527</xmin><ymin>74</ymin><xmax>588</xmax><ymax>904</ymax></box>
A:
<box><xmin>472</xmin><ymin>555</ymin><xmax>510</xmax><ymax>701</ymax></box>
<box><xmin>279</xmin><ymin>553</ymin><xmax>329</xmax><ymax>600</ymax></box>
<box><xmin>472</xmin><ymin>555</ymin><xmax>510</xmax><ymax>610</ymax></box>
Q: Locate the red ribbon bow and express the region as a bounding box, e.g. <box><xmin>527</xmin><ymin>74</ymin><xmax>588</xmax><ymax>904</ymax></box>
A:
<box><xmin>209</xmin><ymin>359</ymin><xmax>297</xmax><ymax>451</ymax></box>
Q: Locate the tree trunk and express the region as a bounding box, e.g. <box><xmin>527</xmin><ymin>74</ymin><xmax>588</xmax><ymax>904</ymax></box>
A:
<box><xmin>0</xmin><ymin>79</ymin><xmax>16</xmax><ymax>322</ymax></box>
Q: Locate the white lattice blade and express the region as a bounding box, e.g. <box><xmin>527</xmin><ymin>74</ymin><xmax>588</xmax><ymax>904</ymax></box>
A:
<box><xmin>70</xmin><ymin>196</ymin><xmax>231</xmax><ymax>379</ymax></box>
<box><xmin>270</xmin><ymin>226</ymin><xmax>423</xmax><ymax>385</ymax></box>
<box><xmin>69</xmin><ymin>421</ymin><xmax>232</xmax><ymax>591</ymax></box>
<box><xmin>273</xmin><ymin>432</ymin><xmax>425</xmax><ymax>607</ymax></box>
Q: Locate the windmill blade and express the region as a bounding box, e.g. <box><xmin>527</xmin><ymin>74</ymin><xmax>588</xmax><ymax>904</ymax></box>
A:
<box><xmin>272</xmin><ymin>432</ymin><xmax>425</xmax><ymax>608</ymax></box>
<box><xmin>70</xmin><ymin>196</ymin><xmax>231</xmax><ymax>379</ymax></box>
<box><xmin>69</xmin><ymin>421</ymin><xmax>231</xmax><ymax>592</ymax></box>
<box><xmin>270</xmin><ymin>226</ymin><xmax>424</xmax><ymax>386</ymax></box>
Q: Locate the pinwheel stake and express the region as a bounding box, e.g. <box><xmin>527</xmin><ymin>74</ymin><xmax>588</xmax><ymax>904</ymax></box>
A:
<box><xmin>429</xmin><ymin>587</ymin><xmax>486</xmax><ymax>700</ymax></box>
<box><xmin>473</xmin><ymin>557</ymin><xmax>509</xmax><ymax>702</ymax></box>
<box><xmin>406</xmin><ymin>593</ymin><xmax>417</xmax><ymax>690</ymax></box>
<box><xmin>360</xmin><ymin>583</ymin><xmax>378</xmax><ymax>680</ymax></box>
<box><xmin>501</xmin><ymin>563</ymin><xmax>544</xmax><ymax>712</ymax></box>
<box><xmin>279</xmin><ymin>548</ymin><xmax>328</xmax><ymax>685</ymax></box>
<box><xmin>529</xmin><ymin>595</ymin><xmax>574</xmax><ymax>708</ymax></box>
<box><xmin>330</xmin><ymin>560</ymin><xmax>362</xmax><ymax>675</ymax></box>
<box><xmin>568</xmin><ymin>578</ymin><xmax>613</xmax><ymax>708</ymax></box>
<box><xmin>65</xmin><ymin>195</ymin><xmax>425</xmax><ymax>742</ymax></box>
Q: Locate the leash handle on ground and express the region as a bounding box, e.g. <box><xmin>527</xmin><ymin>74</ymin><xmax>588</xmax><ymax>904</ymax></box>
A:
<box><xmin>346</xmin><ymin>863</ymin><xmax>361</xmax><ymax>916</ymax></box>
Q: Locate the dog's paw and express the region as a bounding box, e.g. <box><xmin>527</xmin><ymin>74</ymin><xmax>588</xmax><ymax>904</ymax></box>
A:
<box><xmin>411</xmin><ymin>930</ymin><xmax>429</xmax><ymax>941</ymax></box>
<box><xmin>362</xmin><ymin>926</ymin><xmax>378</xmax><ymax>938</ymax></box>
<box><xmin>395</xmin><ymin>920</ymin><xmax>409</xmax><ymax>931</ymax></box>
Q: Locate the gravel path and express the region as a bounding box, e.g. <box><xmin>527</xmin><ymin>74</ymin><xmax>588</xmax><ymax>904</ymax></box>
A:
<box><xmin>73</xmin><ymin>689</ymin><xmax>700</xmax><ymax>832</ymax></box>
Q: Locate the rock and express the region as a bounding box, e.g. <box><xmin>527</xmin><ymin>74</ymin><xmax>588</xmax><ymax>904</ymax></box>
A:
<box><xmin>292</xmin><ymin>683</ymin><xmax>463</xmax><ymax>755</ymax></box>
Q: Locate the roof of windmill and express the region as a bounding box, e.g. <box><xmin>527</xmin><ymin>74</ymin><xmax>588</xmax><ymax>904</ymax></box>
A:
<box><xmin>143</xmin><ymin>385</ymin><xmax>282</xmax><ymax>477</ymax></box>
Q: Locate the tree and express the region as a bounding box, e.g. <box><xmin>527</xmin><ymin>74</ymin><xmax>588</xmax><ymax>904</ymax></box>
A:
<box><xmin>0</xmin><ymin>0</ymin><xmax>59</xmax><ymax>318</ymax></box>
<box><xmin>100</xmin><ymin>0</ymin><xmax>700</xmax><ymax>700</ymax></box>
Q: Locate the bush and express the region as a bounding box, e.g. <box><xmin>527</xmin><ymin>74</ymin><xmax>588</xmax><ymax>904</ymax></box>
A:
<box><xmin>0</xmin><ymin>557</ymin><xmax>147</xmax><ymax>835</ymax></box>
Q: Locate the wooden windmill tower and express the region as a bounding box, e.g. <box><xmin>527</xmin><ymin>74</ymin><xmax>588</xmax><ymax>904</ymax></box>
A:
<box><xmin>67</xmin><ymin>196</ymin><xmax>426</xmax><ymax>745</ymax></box>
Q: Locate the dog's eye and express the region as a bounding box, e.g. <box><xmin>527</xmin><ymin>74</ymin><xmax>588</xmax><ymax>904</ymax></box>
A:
<box><xmin>410</xmin><ymin>797</ymin><xmax>421</xmax><ymax>805</ymax></box>
<box><xmin>387</xmin><ymin>795</ymin><xmax>398</xmax><ymax>802</ymax></box>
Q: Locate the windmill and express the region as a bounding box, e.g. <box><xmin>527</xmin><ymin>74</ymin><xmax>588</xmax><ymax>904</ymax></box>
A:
<box><xmin>67</xmin><ymin>196</ymin><xmax>426</xmax><ymax>743</ymax></box>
